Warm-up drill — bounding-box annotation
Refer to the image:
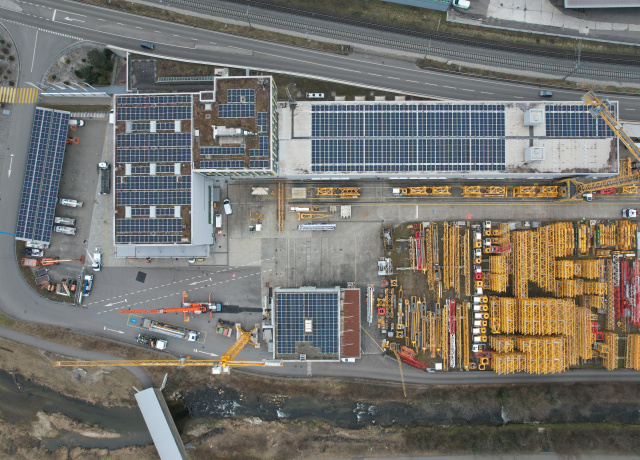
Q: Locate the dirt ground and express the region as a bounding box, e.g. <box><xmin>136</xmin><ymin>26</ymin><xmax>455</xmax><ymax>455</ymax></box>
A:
<box><xmin>0</xmin><ymin>25</ymin><xmax>18</xmax><ymax>89</ymax></box>
<box><xmin>42</xmin><ymin>45</ymin><xmax>125</xmax><ymax>86</ymax></box>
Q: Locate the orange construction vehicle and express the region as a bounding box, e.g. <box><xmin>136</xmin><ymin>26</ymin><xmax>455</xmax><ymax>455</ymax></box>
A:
<box><xmin>21</xmin><ymin>256</ymin><xmax>85</xmax><ymax>267</ymax></box>
<box><xmin>120</xmin><ymin>291</ymin><xmax>223</xmax><ymax>321</ymax></box>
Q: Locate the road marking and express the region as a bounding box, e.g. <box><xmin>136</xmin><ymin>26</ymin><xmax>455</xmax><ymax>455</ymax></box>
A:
<box><xmin>625</xmin><ymin>108</ymin><xmax>636</xmax><ymax>111</ymax></box>
<box><xmin>461</xmin><ymin>88</ymin><xmax>474</xmax><ymax>92</ymax></box>
<box><xmin>423</xmin><ymin>82</ymin><xmax>437</xmax><ymax>86</ymax></box>
<box><xmin>30</xmin><ymin>30</ymin><xmax>38</xmax><ymax>73</ymax></box>
<box><xmin>8</xmin><ymin>154</ymin><xmax>13</xmax><ymax>178</ymax></box>
<box><xmin>481</xmin><ymin>91</ymin><xmax>494</xmax><ymax>94</ymax></box>
<box><xmin>368</xmin><ymin>73</ymin><xmax>382</xmax><ymax>77</ymax></box>
<box><xmin>104</xmin><ymin>299</ymin><xmax>127</xmax><ymax>307</ymax></box>
<box><xmin>64</xmin><ymin>16</ymin><xmax>85</xmax><ymax>23</ymax></box>
<box><xmin>388</xmin><ymin>77</ymin><xmax>400</xmax><ymax>80</ymax></box>
<box><xmin>52</xmin><ymin>9</ymin><xmax>56</xmax><ymax>21</ymax></box>
<box><xmin>136</xmin><ymin>26</ymin><xmax>142</xmax><ymax>29</ymax></box>
<box><xmin>193</xmin><ymin>349</ymin><xmax>218</xmax><ymax>357</ymax></box>
<box><xmin>406</xmin><ymin>80</ymin><xmax>420</xmax><ymax>83</ymax></box>
<box><xmin>443</xmin><ymin>86</ymin><xmax>456</xmax><ymax>89</ymax></box>
<box><xmin>104</xmin><ymin>326</ymin><xmax>124</xmax><ymax>334</ymax></box>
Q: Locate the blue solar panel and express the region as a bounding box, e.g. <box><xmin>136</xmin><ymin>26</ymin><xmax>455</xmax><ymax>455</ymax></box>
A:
<box><xmin>544</xmin><ymin>104</ymin><xmax>614</xmax><ymax>137</ymax></box>
<box><xmin>117</xmin><ymin>191</ymin><xmax>191</xmax><ymax>206</ymax></box>
<box><xmin>257</xmin><ymin>112</ymin><xmax>268</xmax><ymax>132</ymax></box>
<box><xmin>249</xmin><ymin>160</ymin><xmax>269</xmax><ymax>168</ymax></box>
<box><xmin>116</xmin><ymin>176</ymin><xmax>190</xmax><ymax>190</ymax></box>
<box><xmin>131</xmin><ymin>207</ymin><xmax>150</xmax><ymax>216</ymax></box>
<box><xmin>276</xmin><ymin>291</ymin><xmax>339</xmax><ymax>355</ymax></box>
<box><xmin>218</xmin><ymin>104</ymin><xmax>255</xmax><ymax>118</ymax></box>
<box><xmin>200</xmin><ymin>160</ymin><xmax>245</xmax><ymax>169</ymax></box>
<box><xmin>116</xmin><ymin>148</ymin><xmax>190</xmax><ymax>163</ymax></box>
<box><xmin>117</xmin><ymin>106</ymin><xmax>191</xmax><ymax>121</ymax></box>
<box><xmin>201</xmin><ymin>147</ymin><xmax>246</xmax><ymax>156</ymax></box>
<box><xmin>116</xmin><ymin>218</ymin><xmax>182</xmax><ymax>233</ymax></box>
<box><xmin>116</xmin><ymin>95</ymin><xmax>191</xmax><ymax>105</ymax></box>
<box><xmin>116</xmin><ymin>133</ymin><xmax>191</xmax><ymax>148</ymax></box>
<box><xmin>155</xmin><ymin>165</ymin><xmax>174</xmax><ymax>173</ymax></box>
<box><xmin>15</xmin><ymin>107</ymin><xmax>69</xmax><ymax>245</ymax></box>
<box><xmin>155</xmin><ymin>207</ymin><xmax>175</xmax><ymax>216</ymax></box>
<box><xmin>309</xmin><ymin>103</ymin><xmax>509</xmax><ymax>173</ymax></box>
<box><xmin>227</xmin><ymin>88</ymin><xmax>255</xmax><ymax>103</ymax></box>
<box><xmin>116</xmin><ymin>234</ymin><xmax>182</xmax><ymax>244</ymax></box>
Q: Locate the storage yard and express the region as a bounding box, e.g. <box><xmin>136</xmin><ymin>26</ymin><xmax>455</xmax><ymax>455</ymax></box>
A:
<box><xmin>376</xmin><ymin>216</ymin><xmax>640</xmax><ymax>375</ymax></box>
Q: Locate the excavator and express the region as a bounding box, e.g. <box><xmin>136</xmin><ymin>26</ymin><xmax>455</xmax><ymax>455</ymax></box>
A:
<box><xmin>119</xmin><ymin>291</ymin><xmax>222</xmax><ymax>321</ymax></box>
<box><xmin>56</xmin><ymin>324</ymin><xmax>283</xmax><ymax>374</ymax></box>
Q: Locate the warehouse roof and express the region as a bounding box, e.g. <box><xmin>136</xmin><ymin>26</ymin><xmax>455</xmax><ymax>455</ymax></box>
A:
<box><xmin>277</xmin><ymin>100</ymin><xmax>618</xmax><ymax>179</ymax></box>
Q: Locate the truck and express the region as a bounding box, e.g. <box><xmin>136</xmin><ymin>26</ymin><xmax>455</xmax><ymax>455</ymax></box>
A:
<box><xmin>68</xmin><ymin>119</ymin><xmax>85</xmax><ymax>127</ymax></box>
<box><xmin>623</xmin><ymin>209</ymin><xmax>639</xmax><ymax>218</ymax></box>
<box><xmin>59</xmin><ymin>198</ymin><xmax>83</xmax><ymax>207</ymax></box>
<box><xmin>82</xmin><ymin>274</ymin><xmax>93</xmax><ymax>296</ymax></box>
<box><xmin>98</xmin><ymin>162</ymin><xmax>110</xmax><ymax>194</ymax></box>
<box><xmin>54</xmin><ymin>226</ymin><xmax>76</xmax><ymax>235</ymax></box>
<box><xmin>54</xmin><ymin>216</ymin><xmax>76</xmax><ymax>225</ymax></box>
<box><xmin>92</xmin><ymin>252</ymin><xmax>102</xmax><ymax>271</ymax></box>
<box><xmin>141</xmin><ymin>318</ymin><xmax>200</xmax><ymax>342</ymax></box>
<box><xmin>136</xmin><ymin>334</ymin><xmax>168</xmax><ymax>350</ymax></box>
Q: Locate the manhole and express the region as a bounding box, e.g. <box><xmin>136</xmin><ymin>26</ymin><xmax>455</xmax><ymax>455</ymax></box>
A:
<box><xmin>135</xmin><ymin>271</ymin><xmax>147</xmax><ymax>283</ymax></box>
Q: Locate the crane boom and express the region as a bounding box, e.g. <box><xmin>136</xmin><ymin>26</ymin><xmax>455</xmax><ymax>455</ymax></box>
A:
<box><xmin>558</xmin><ymin>158</ymin><xmax>640</xmax><ymax>200</ymax></box>
<box><xmin>582</xmin><ymin>90</ymin><xmax>640</xmax><ymax>162</ymax></box>
<box><xmin>55</xmin><ymin>325</ymin><xmax>279</xmax><ymax>374</ymax></box>
<box><xmin>55</xmin><ymin>358</ymin><xmax>283</xmax><ymax>368</ymax></box>
<box><xmin>120</xmin><ymin>305</ymin><xmax>208</xmax><ymax>315</ymax></box>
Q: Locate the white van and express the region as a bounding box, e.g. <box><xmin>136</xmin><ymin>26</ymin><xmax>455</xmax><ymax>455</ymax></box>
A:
<box><xmin>215</xmin><ymin>213</ymin><xmax>223</xmax><ymax>228</ymax></box>
<box><xmin>92</xmin><ymin>252</ymin><xmax>102</xmax><ymax>271</ymax></box>
<box><xmin>223</xmin><ymin>199</ymin><xmax>232</xmax><ymax>215</ymax></box>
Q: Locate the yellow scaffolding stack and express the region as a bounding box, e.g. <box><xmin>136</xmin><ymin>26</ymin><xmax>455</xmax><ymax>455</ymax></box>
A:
<box><xmin>617</xmin><ymin>220</ymin><xmax>637</xmax><ymax>251</ymax></box>
<box><xmin>583</xmin><ymin>281</ymin><xmax>607</xmax><ymax>295</ymax></box>
<box><xmin>492</xmin><ymin>353</ymin><xmax>526</xmax><ymax>374</ymax></box>
<box><xmin>338</xmin><ymin>187</ymin><xmax>361</xmax><ymax>199</ymax></box>
<box><xmin>573</xmin><ymin>259</ymin><xmax>605</xmax><ymax>279</ymax></box>
<box><xmin>425</xmin><ymin>224</ymin><xmax>436</xmax><ymax>290</ymax></box>
<box><xmin>580</xmin><ymin>295</ymin><xmax>605</xmax><ymax>311</ymax></box>
<box><xmin>537</xmin><ymin>186</ymin><xmax>560</xmax><ymax>198</ymax></box>
<box><xmin>619</xmin><ymin>185</ymin><xmax>638</xmax><ymax>195</ymax></box>
<box><xmin>513</xmin><ymin>186</ymin><xmax>537</xmax><ymax>198</ymax></box>
<box><xmin>556</xmin><ymin>260</ymin><xmax>574</xmax><ymax>279</ymax></box>
<box><xmin>431</xmin><ymin>186</ymin><xmax>451</xmax><ymax>195</ymax></box>
<box><xmin>456</xmin><ymin>302</ymin><xmax>463</xmax><ymax>369</ymax></box>
<box><xmin>463</xmin><ymin>229</ymin><xmax>471</xmax><ymax>296</ymax></box>
<box><xmin>462</xmin><ymin>302</ymin><xmax>471</xmax><ymax>370</ymax></box>
<box><xmin>489</xmin><ymin>335</ymin><xmax>515</xmax><ymax>353</ymax></box>
<box><xmin>440</xmin><ymin>304</ymin><xmax>449</xmax><ymax>371</ymax></box>
<box><xmin>511</xmin><ymin>231</ymin><xmax>533</xmax><ymax>297</ymax></box>
<box><xmin>484</xmin><ymin>186</ymin><xmax>508</xmax><ymax>198</ymax></box>
<box><xmin>315</xmin><ymin>187</ymin><xmax>336</xmax><ymax>197</ymax></box>
<box><xmin>516</xmin><ymin>336</ymin><xmax>567</xmax><ymax>374</ymax></box>
<box><xmin>443</xmin><ymin>222</ymin><xmax>450</xmax><ymax>289</ymax></box>
<box><xmin>489</xmin><ymin>297</ymin><xmax>501</xmax><ymax>334</ymax></box>
<box><xmin>575</xmin><ymin>307</ymin><xmax>595</xmax><ymax>361</ymax></box>
<box><xmin>625</xmin><ymin>334</ymin><xmax>640</xmax><ymax>370</ymax></box>
<box><xmin>606</xmin><ymin>261</ymin><xmax>616</xmax><ymax>331</ymax></box>
<box><xmin>517</xmin><ymin>298</ymin><xmax>576</xmax><ymax>336</ymax></box>
<box><xmin>596</xmin><ymin>332</ymin><xmax>619</xmax><ymax>371</ymax></box>
<box><xmin>461</xmin><ymin>186</ymin><xmax>482</xmax><ymax>197</ymax></box>
<box><xmin>422</xmin><ymin>311</ymin><xmax>436</xmax><ymax>354</ymax></box>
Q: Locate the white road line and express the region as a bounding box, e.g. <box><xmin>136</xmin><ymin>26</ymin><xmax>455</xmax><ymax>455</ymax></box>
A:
<box><xmin>481</xmin><ymin>91</ymin><xmax>494</xmax><ymax>94</ymax></box>
<box><xmin>423</xmin><ymin>82</ymin><xmax>437</xmax><ymax>86</ymax></box>
<box><xmin>368</xmin><ymin>73</ymin><xmax>382</xmax><ymax>77</ymax></box>
<box><xmin>52</xmin><ymin>9</ymin><xmax>56</xmax><ymax>21</ymax></box>
<box><xmin>30</xmin><ymin>30</ymin><xmax>38</xmax><ymax>73</ymax></box>
<box><xmin>460</xmin><ymin>88</ymin><xmax>474</xmax><ymax>92</ymax></box>
<box><xmin>388</xmin><ymin>77</ymin><xmax>400</xmax><ymax>80</ymax></box>
<box><xmin>443</xmin><ymin>86</ymin><xmax>456</xmax><ymax>89</ymax></box>
<box><xmin>406</xmin><ymin>80</ymin><xmax>420</xmax><ymax>83</ymax></box>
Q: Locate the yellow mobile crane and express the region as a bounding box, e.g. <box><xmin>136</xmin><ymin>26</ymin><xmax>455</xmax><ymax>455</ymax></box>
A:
<box><xmin>55</xmin><ymin>325</ymin><xmax>282</xmax><ymax>374</ymax></box>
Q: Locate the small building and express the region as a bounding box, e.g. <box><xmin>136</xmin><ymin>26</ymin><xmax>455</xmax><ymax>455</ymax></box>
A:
<box><xmin>272</xmin><ymin>286</ymin><xmax>361</xmax><ymax>361</ymax></box>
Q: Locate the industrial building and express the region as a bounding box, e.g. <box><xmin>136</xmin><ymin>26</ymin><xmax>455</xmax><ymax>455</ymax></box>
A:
<box><xmin>112</xmin><ymin>76</ymin><xmax>278</xmax><ymax>257</ymax></box>
<box><xmin>271</xmin><ymin>287</ymin><xmax>361</xmax><ymax>362</ymax></box>
<box><xmin>278</xmin><ymin>100</ymin><xmax>618</xmax><ymax>179</ymax></box>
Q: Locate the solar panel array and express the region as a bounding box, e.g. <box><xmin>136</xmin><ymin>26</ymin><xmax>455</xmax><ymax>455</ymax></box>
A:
<box><xmin>227</xmin><ymin>88</ymin><xmax>255</xmax><ymax>103</ymax></box>
<box><xmin>218</xmin><ymin>104</ymin><xmax>255</xmax><ymax>118</ymax></box>
<box><xmin>117</xmin><ymin>95</ymin><xmax>191</xmax><ymax>105</ymax></box>
<box><xmin>312</xmin><ymin>138</ymin><xmax>505</xmax><ymax>172</ymax></box>
<box><xmin>117</xmin><ymin>106</ymin><xmax>191</xmax><ymax>121</ymax></box>
<box><xmin>545</xmin><ymin>104</ymin><xmax>615</xmax><ymax>137</ymax></box>
<box><xmin>117</xmin><ymin>218</ymin><xmax>182</xmax><ymax>233</ymax></box>
<box><xmin>200</xmin><ymin>160</ymin><xmax>245</xmax><ymax>169</ymax></box>
<box><xmin>117</xmin><ymin>148</ymin><xmax>191</xmax><ymax>163</ymax></box>
<box><xmin>310</xmin><ymin>103</ymin><xmax>507</xmax><ymax>173</ymax></box>
<box><xmin>257</xmin><ymin>112</ymin><xmax>268</xmax><ymax>132</ymax></box>
<box><xmin>250</xmin><ymin>160</ymin><xmax>269</xmax><ymax>168</ymax></box>
<box><xmin>15</xmin><ymin>108</ymin><xmax>70</xmax><ymax>244</ymax></box>
<box><xmin>156</xmin><ymin>207</ymin><xmax>175</xmax><ymax>216</ymax></box>
<box><xmin>116</xmin><ymin>176</ymin><xmax>191</xmax><ymax>190</ymax></box>
<box><xmin>131</xmin><ymin>208</ymin><xmax>150</xmax><ymax>216</ymax></box>
<box><xmin>276</xmin><ymin>291</ymin><xmax>339</xmax><ymax>355</ymax></box>
<box><xmin>249</xmin><ymin>136</ymin><xmax>269</xmax><ymax>157</ymax></box>
<box><xmin>155</xmin><ymin>164</ymin><xmax>175</xmax><ymax>173</ymax></box>
<box><xmin>117</xmin><ymin>191</ymin><xmax>191</xmax><ymax>206</ymax></box>
<box><xmin>201</xmin><ymin>147</ymin><xmax>246</xmax><ymax>156</ymax></box>
<box><xmin>115</xmin><ymin>95</ymin><xmax>193</xmax><ymax>245</ymax></box>
<box><xmin>117</xmin><ymin>133</ymin><xmax>191</xmax><ymax>148</ymax></box>
<box><xmin>116</xmin><ymin>234</ymin><xmax>182</xmax><ymax>244</ymax></box>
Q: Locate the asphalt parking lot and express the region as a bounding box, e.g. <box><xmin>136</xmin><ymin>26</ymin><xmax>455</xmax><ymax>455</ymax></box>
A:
<box><xmin>45</xmin><ymin>117</ymin><xmax>108</xmax><ymax>286</ymax></box>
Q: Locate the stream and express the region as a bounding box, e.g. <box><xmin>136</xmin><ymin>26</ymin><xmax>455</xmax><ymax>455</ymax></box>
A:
<box><xmin>0</xmin><ymin>369</ymin><xmax>152</xmax><ymax>450</ymax></box>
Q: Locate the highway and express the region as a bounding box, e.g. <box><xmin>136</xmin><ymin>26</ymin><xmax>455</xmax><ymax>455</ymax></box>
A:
<box><xmin>1</xmin><ymin>0</ymin><xmax>639</xmax><ymax>121</ymax></box>
<box><xmin>0</xmin><ymin>0</ymin><xmax>640</xmax><ymax>384</ymax></box>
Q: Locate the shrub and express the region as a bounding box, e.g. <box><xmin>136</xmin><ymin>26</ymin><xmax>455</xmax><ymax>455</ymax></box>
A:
<box><xmin>50</xmin><ymin>75</ymin><xmax>56</xmax><ymax>80</ymax></box>
<box><xmin>7</xmin><ymin>55</ymin><xmax>14</xmax><ymax>61</ymax></box>
<box><xmin>8</xmin><ymin>81</ymin><xmax>14</xmax><ymax>86</ymax></box>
